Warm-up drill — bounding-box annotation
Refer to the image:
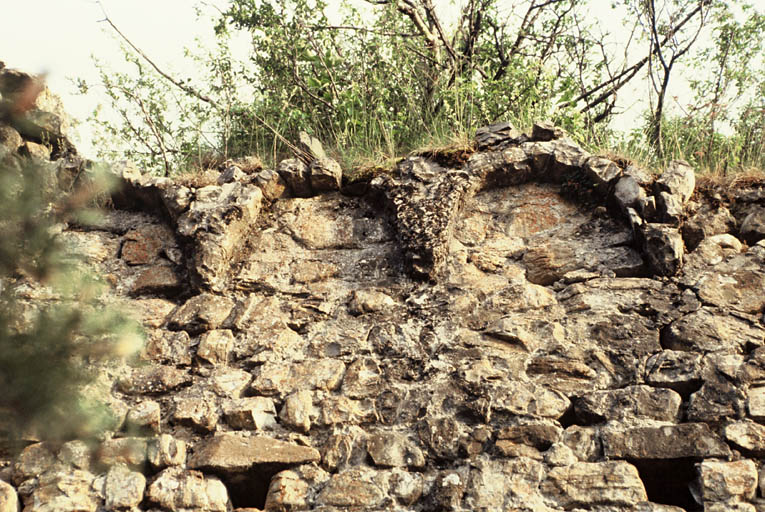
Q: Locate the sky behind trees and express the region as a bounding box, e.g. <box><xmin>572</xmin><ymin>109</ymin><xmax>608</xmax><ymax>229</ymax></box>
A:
<box><xmin>3</xmin><ymin>0</ymin><xmax>753</xmax><ymax>158</ymax></box>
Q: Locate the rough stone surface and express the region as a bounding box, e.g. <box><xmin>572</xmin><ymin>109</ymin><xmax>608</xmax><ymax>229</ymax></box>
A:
<box><xmin>189</xmin><ymin>433</ymin><xmax>320</xmax><ymax>472</ymax></box>
<box><xmin>541</xmin><ymin>461</ymin><xmax>647</xmax><ymax>508</ymax></box>
<box><xmin>655</xmin><ymin>159</ymin><xmax>695</xmax><ymax>203</ymax></box>
<box><xmin>310</xmin><ymin>157</ymin><xmax>342</xmax><ymax>192</ymax></box>
<box><xmin>146</xmin><ymin>467</ymin><xmax>228</xmax><ymax>512</ymax></box>
<box><xmin>8</xmin><ymin>100</ymin><xmax>765</xmax><ymax>511</ymax></box>
<box><xmin>602</xmin><ymin>423</ymin><xmax>731</xmax><ymax>459</ymax></box>
<box><xmin>697</xmin><ymin>460</ymin><xmax>758</xmax><ymax>503</ymax></box>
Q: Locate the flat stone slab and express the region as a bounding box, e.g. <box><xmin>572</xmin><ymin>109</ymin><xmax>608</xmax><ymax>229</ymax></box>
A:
<box><xmin>189</xmin><ymin>433</ymin><xmax>320</xmax><ymax>472</ymax></box>
<box><xmin>602</xmin><ymin>423</ymin><xmax>731</xmax><ymax>460</ymax></box>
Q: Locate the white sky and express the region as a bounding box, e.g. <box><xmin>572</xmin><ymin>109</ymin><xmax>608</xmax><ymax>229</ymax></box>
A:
<box><xmin>3</xmin><ymin>0</ymin><xmax>747</xmax><ymax>159</ymax></box>
<box><xmin>3</xmin><ymin>0</ymin><xmax>238</xmax><ymax>157</ymax></box>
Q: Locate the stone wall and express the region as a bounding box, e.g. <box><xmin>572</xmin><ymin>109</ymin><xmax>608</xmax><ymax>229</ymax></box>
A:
<box><xmin>2</xmin><ymin>64</ymin><xmax>765</xmax><ymax>512</ymax></box>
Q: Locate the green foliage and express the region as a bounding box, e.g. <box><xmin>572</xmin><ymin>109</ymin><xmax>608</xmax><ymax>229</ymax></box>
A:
<box><xmin>0</xmin><ymin>155</ymin><xmax>142</xmax><ymax>441</ymax></box>
<box><xmin>87</xmin><ymin>0</ymin><xmax>764</xmax><ymax>177</ymax></box>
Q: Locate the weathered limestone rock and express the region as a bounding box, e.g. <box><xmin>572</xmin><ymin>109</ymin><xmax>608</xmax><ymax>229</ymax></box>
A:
<box><xmin>223</xmin><ymin>396</ymin><xmax>277</xmax><ymax>430</ymax></box>
<box><xmin>656</xmin><ymin>190</ymin><xmax>684</xmax><ymax>224</ymax></box>
<box><xmin>532</xmin><ymin>120</ymin><xmax>566</xmax><ymax>141</ymax></box>
<box><xmin>683</xmin><ymin>204</ymin><xmax>736</xmax><ymax>250</ymax></box>
<box><xmin>103</xmin><ymin>463</ymin><xmax>146</xmax><ymax>509</ymax></box>
<box><xmin>310</xmin><ymin>157</ymin><xmax>342</xmax><ymax>192</ymax></box>
<box><xmin>24</xmin><ymin>469</ymin><xmax>98</xmax><ymax>512</ymax></box>
<box><xmin>130</xmin><ymin>263</ymin><xmax>183</xmax><ymax>296</ymax></box>
<box><xmin>697</xmin><ymin>460</ymin><xmax>757</xmax><ymax>503</ymax></box>
<box><xmin>148</xmin><ymin>434</ymin><xmax>187</xmax><ymax>470</ymax></box>
<box><xmin>602</xmin><ymin>423</ymin><xmax>731</xmax><ymax>459</ymax></box>
<box><xmin>210</xmin><ymin>368</ymin><xmax>252</xmax><ymax>397</ymax></box>
<box><xmin>655</xmin><ymin>159</ymin><xmax>695</xmax><ymax>203</ymax></box>
<box><xmin>315</xmin><ymin>468</ymin><xmax>386</xmax><ymax>508</ymax></box>
<box><xmin>575</xmin><ymin>385</ymin><xmax>682</xmax><ymax>424</ymax></box>
<box><xmin>463</xmin><ymin>458</ymin><xmax>546</xmax><ymax>510</ymax></box>
<box><xmin>613</xmin><ymin>175</ymin><xmax>647</xmax><ymax>214</ymax></box>
<box><xmin>98</xmin><ymin>437</ymin><xmax>148</xmax><ymax>468</ymax></box>
<box><xmin>177</xmin><ymin>183</ymin><xmax>262</xmax><ymax>291</ymax></box>
<box><xmin>724</xmin><ymin>420</ymin><xmax>765</xmax><ymax>455</ymax></box>
<box><xmin>0</xmin><ymin>124</ymin><xmax>22</xmax><ymax>153</ymax></box>
<box><xmin>0</xmin><ymin>481</ymin><xmax>18</xmax><ymax>512</ymax></box>
<box><xmin>747</xmin><ymin>386</ymin><xmax>765</xmax><ymax>420</ymax></box>
<box><xmin>277</xmin><ymin>158</ymin><xmax>311</xmax><ymax>197</ymax></box>
<box><xmin>584</xmin><ymin>156</ymin><xmax>621</xmax><ymax>190</ymax></box>
<box><xmin>189</xmin><ymin>433</ymin><xmax>320</xmax><ymax>472</ymax></box>
<box><xmin>279</xmin><ymin>390</ymin><xmax>316</xmax><ymax>432</ymax></box>
<box><xmin>166</xmin><ymin>294</ymin><xmax>235</xmax><ymax>334</ymax></box>
<box><xmin>740</xmin><ymin>207</ymin><xmax>765</xmax><ymax>245</ymax></box>
<box><xmin>250</xmin><ymin>359</ymin><xmax>346</xmax><ymax>398</ymax></box>
<box><xmin>147</xmin><ymin>467</ymin><xmax>228</xmax><ymax>512</ymax></box>
<box><xmin>644</xmin><ymin>350</ymin><xmax>703</xmax><ymax>394</ymax></box>
<box><xmin>373</xmin><ymin>156</ymin><xmax>472</xmax><ymax>279</ymax></box>
<box><xmin>126</xmin><ymin>400</ymin><xmax>161</xmax><ymax>433</ymax></box>
<box><xmin>13</xmin><ymin>442</ymin><xmax>55</xmax><ymax>484</ymax></box>
<box><xmin>117</xmin><ymin>365</ymin><xmax>191</xmax><ymax>395</ymax></box>
<box><xmin>264</xmin><ymin>465</ymin><xmax>330</xmax><ymax>511</ymax></box>
<box><xmin>642</xmin><ymin>223</ymin><xmax>684</xmax><ymax>276</ymax></box>
<box><xmin>496</xmin><ymin>420</ymin><xmax>563</xmax><ymax>450</ymax></box>
<box><xmin>196</xmin><ymin>329</ymin><xmax>235</xmax><ymax>365</ymax></box>
<box><xmin>121</xmin><ymin>224</ymin><xmax>174</xmax><ymax>265</ymax></box>
<box><xmin>144</xmin><ymin>330</ymin><xmax>192</xmax><ymax>366</ymax></box>
<box><xmin>173</xmin><ymin>396</ymin><xmax>219</xmax><ymax>432</ymax></box>
<box><xmin>541</xmin><ymin>461</ymin><xmax>647</xmax><ymax>508</ymax></box>
<box><xmin>253</xmin><ymin>168</ymin><xmax>288</xmax><ymax>200</ymax></box>
<box><xmin>475</xmin><ymin>121</ymin><xmax>525</xmax><ymax>149</ymax></box>
<box><xmin>348</xmin><ymin>289</ymin><xmax>396</xmax><ymax>315</ymax></box>
<box><xmin>664</xmin><ymin>307</ymin><xmax>765</xmax><ymax>353</ymax></box>
<box><xmin>692</xmin><ymin>245</ymin><xmax>765</xmax><ymax>315</ymax></box>
<box><xmin>367</xmin><ymin>432</ymin><xmax>425</xmax><ymax>468</ymax></box>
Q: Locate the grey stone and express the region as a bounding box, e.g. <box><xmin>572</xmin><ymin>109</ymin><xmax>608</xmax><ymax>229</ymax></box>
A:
<box><xmin>475</xmin><ymin>121</ymin><xmax>525</xmax><ymax>149</ymax></box>
<box><xmin>656</xmin><ymin>190</ymin><xmax>683</xmax><ymax>225</ymax></box>
<box><xmin>0</xmin><ymin>481</ymin><xmax>18</xmax><ymax>512</ymax></box>
<box><xmin>148</xmin><ymin>434</ymin><xmax>187</xmax><ymax>470</ymax></box>
<box><xmin>724</xmin><ymin>420</ymin><xmax>765</xmax><ymax>455</ymax></box>
<box><xmin>253</xmin><ymin>168</ymin><xmax>288</xmax><ymax>200</ymax></box>
<box><xmin>697</xmin><ymin>459</ymin><xmax>757</xmax><ymax>502</ymax></box>
<box><xmin>584</xmin><ymin>156</ymin><xmax>621</xmax><ymax>189</ymax></box>
<box><xmin>531</xmin><ymin>120</ymin><xmax>566</xmax><ymax>141</ymax></box>
<box><xmin>117</xmin><ymin>365</ymin><xmax>191</xmax><ymax>395</ymax></box>
<box><xmin>642</xmin><ymin>223</ymin><xmax>684</xmax><ymax>276</ymax></box>
<box><xmin>146</xmin><ymin>467</ymin><xmax>228</xmax><ymax>512</ymax></box>
<box><xmin>173</xmin><ymin>395</ymin><xmax>218</xmax><ymax>432</ymax></box>
<box><xmin>103</xmin><ymin>463</ymin><xmax>146</xmax><ymax>509</ymax></box>
<box><xmin>0</xmin><ymin>124</ymin><xmax>22</xmax><ymax>153</ymax></box>
<box><xmin>166</xmin><ymin>294</ymin><xmax>235</xmax><ymax>334</ymax></box>
<box><xmin>367</xmin><ymin>432</ymin><xmax>425</xmax><ymax>468</ymax></box>
<box><xmin>279</xmin><ymin>390</ymin><xmax>316</xmax><ymax>432</ymax></box>
<box><xmin>298</xmin><ymin>131</ymin><xmax>327</xmax><ymax>161</ymax></box>
<box><xmin>223</xmin><ymin>396</ymin><xmax>277</xmax><ymax>430</ymax></box>
<box><xmin>644</xmin><ymin>350</ymin><xmax>703</xmax><ymax>394</ymax></box>
<box><xmin>575</xmin><ymin>385</ymin><xmax>682</xmax><ymax>424</ymax></box>
<box><xmin>189</xmin><ymin>433</ymin><xmax>320</xmax><ymax>472</ymax></box>
<box><xmin>666</xmin><ymin>307</ymin><xmax>765</xmax><ymax>353</ymax></box>
<box><xmin>98</xmin><ymin>437</ymin><xmax>148</xmax><ymax>468</ymax></box>
<box><xmin>655</xmin><ymin>160</ymin><xmax>695</xmax><ymax>204</ymax></box>
<box><xmin>613</xmin><ymin>175</ymin><xmax>646</xmax><ymax>214</ymax></box>
<box><xmin>126</xmin><ymin>400</ymin><xmax>161</xmax><ymax>434</ymax></box>
<box><xmin>740</xmin><ymin>207</ymin><xmax>765</xmax><ymax>245</ymax></box>
<box><xmin>196</xmin><ymin>329</ymin><xmax>235</xmax><ymax>366</ymax></box>
<box><xmin>310</xmin><ymin>157</ymin><xmax>342</xmax><ymax>192</ymax></box>
<box><xmin>277</xmin><ymin>158</ymin><xmax>312</xmax><ymax>197</ymax></box>
<box><xmin>602</xmin><ymin>423</ymin><xmax>731</xmax><ymax>459</ymax></box>
<box><xmin>541</xmin><ymin>461</ymin><xmax>647</xmax><ymax>508</ymax></box>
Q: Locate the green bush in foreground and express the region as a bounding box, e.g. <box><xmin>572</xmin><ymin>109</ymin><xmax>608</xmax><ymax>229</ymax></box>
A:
<box><xmin>0</xmin><ymin>154</ymin><xmax>142</xmax><ymax>441</ymax></box>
